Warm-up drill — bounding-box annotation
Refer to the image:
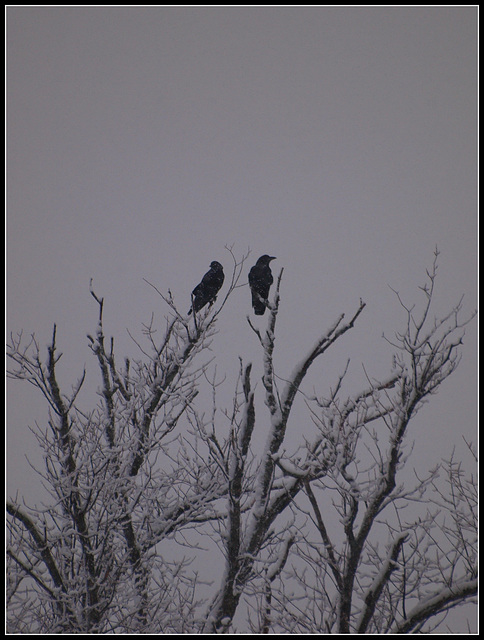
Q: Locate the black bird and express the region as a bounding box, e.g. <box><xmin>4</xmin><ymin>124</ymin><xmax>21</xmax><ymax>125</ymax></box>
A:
<box><xmin>188</xmin><ymin>261</ymin><xmax>225</xmax><ymax>314</ymax></box>
<box><xmin>248</xmin><ymin>255</ymin><xmax>276</xmax><ymax>315</ymax></box>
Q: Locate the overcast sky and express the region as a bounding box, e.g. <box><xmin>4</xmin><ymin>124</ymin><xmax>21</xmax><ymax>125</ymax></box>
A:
<box><xmin>6</xmin><ymin>8</ymin><xmax>477</xmax><ymax>622</ymax></box>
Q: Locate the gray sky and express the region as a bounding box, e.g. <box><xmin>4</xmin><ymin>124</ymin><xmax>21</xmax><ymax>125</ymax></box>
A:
<box><xmin>6</xmin><ymin>7</ymin><xmax>477</xmax><ymax>625</ymax></box>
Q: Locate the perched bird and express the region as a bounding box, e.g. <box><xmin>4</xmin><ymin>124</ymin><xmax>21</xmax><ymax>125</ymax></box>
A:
<box><xmin>188</xmin><ymin>261</ymin><xmax>225</xmax><ymax>314</ymax></box>
<box><xmin>248</xmin><ymin>255</ymin><xmax>276</xmax><ymax>315</ymax></box>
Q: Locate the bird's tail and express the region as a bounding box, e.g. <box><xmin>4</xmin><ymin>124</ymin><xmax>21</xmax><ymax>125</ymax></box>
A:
<box><xmin>252</xmin><ymin>293</ymin><xmax>266</xmax><ymax>315</ymax></box>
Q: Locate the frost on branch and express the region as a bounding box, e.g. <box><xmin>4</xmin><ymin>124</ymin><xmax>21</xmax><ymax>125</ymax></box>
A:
<box><xmin>7</xmin><ymin>249</ymin><xmax>249</xmax><ymax>633</ymax></box>
<box><xmin>203</xmin><ymin>270</ymin><xmax>368</xmax><ymax>632</ymax></box>
<box><xmin>260</xmin><ymin>252</ymin><xmax>475</xmax><ymax>634</ymax></box>
<box><xmin>202</xmin><ymin>252</ymin><xmax>476</xmax><ymax>634</ymax></box>
<box><xmin>7</xmin><ymin>249</ymin><xmax>476</xmax><ymax>633</ymax></box>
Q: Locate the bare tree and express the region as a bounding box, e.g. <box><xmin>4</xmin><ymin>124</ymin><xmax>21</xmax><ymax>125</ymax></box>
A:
<box><xmin>7</xmin><ymin>249</ymin><xmax>477</xmax><ymax>633</ymax></box>
<box><xmin>7</xmin><ymin>247</ymin><xmax>249</xmax><ymax>633</ymax></box>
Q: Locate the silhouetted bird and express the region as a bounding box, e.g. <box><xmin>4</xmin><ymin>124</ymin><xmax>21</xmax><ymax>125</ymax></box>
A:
<box><xmin>248</xmin><ymin>255</ymin><xmax>276</xmax><ymax>315</ymax></box>
<box><xmin>188</xmin><ymin>261</ymin><xmax>225</xmax><ymax>314</ymax></box>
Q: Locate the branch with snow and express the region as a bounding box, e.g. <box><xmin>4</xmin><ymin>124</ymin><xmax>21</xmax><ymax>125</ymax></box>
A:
<box><xmin>205</xmin><ymin>274</ymin><xmax>367</xmax><ymax>632</ymax></box>
<box><xmin>7</xmin><ymin>249</ymin><xmax>476</xmax><ymax>633</ymax></box>
<box><xmin>390</xmin><ymin>578</ymin><xmax>477</xmax><ymax>634</ymax></box>
<box><xmin>356</xmin><ymin>533</ymin><xmax>408</xmax><ymax>633</ymax></box>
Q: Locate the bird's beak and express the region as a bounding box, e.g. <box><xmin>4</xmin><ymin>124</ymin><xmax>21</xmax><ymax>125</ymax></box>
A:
<box><xmin>269</xmin><ymin>256</ymin><xmax>276</xmax><ymax>261</ymax></box>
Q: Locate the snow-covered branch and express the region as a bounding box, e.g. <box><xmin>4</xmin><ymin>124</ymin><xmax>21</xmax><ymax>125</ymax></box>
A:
<box><xmin>205</xmin><ymin>275</ymin><xmax>367</xmax><ymax>632</ymax></box>
<box><xmin>390</xmin><ymin>578</ymin><xmax>477</xmax><ymax>633</ymax></box>
<box><xmin>7</xmin><ymin>252</ymin><xmax>249</xmax><ymax>633</ymax></box>
<box><xmin>356</xmin><ymin>533</ymin><xmax>408</xmax><ymax>633</ymax></box>
<box><xmin>7</xmin><ymin>250</ymin><xmax>476</xmax><ymax>633</ymax></box>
